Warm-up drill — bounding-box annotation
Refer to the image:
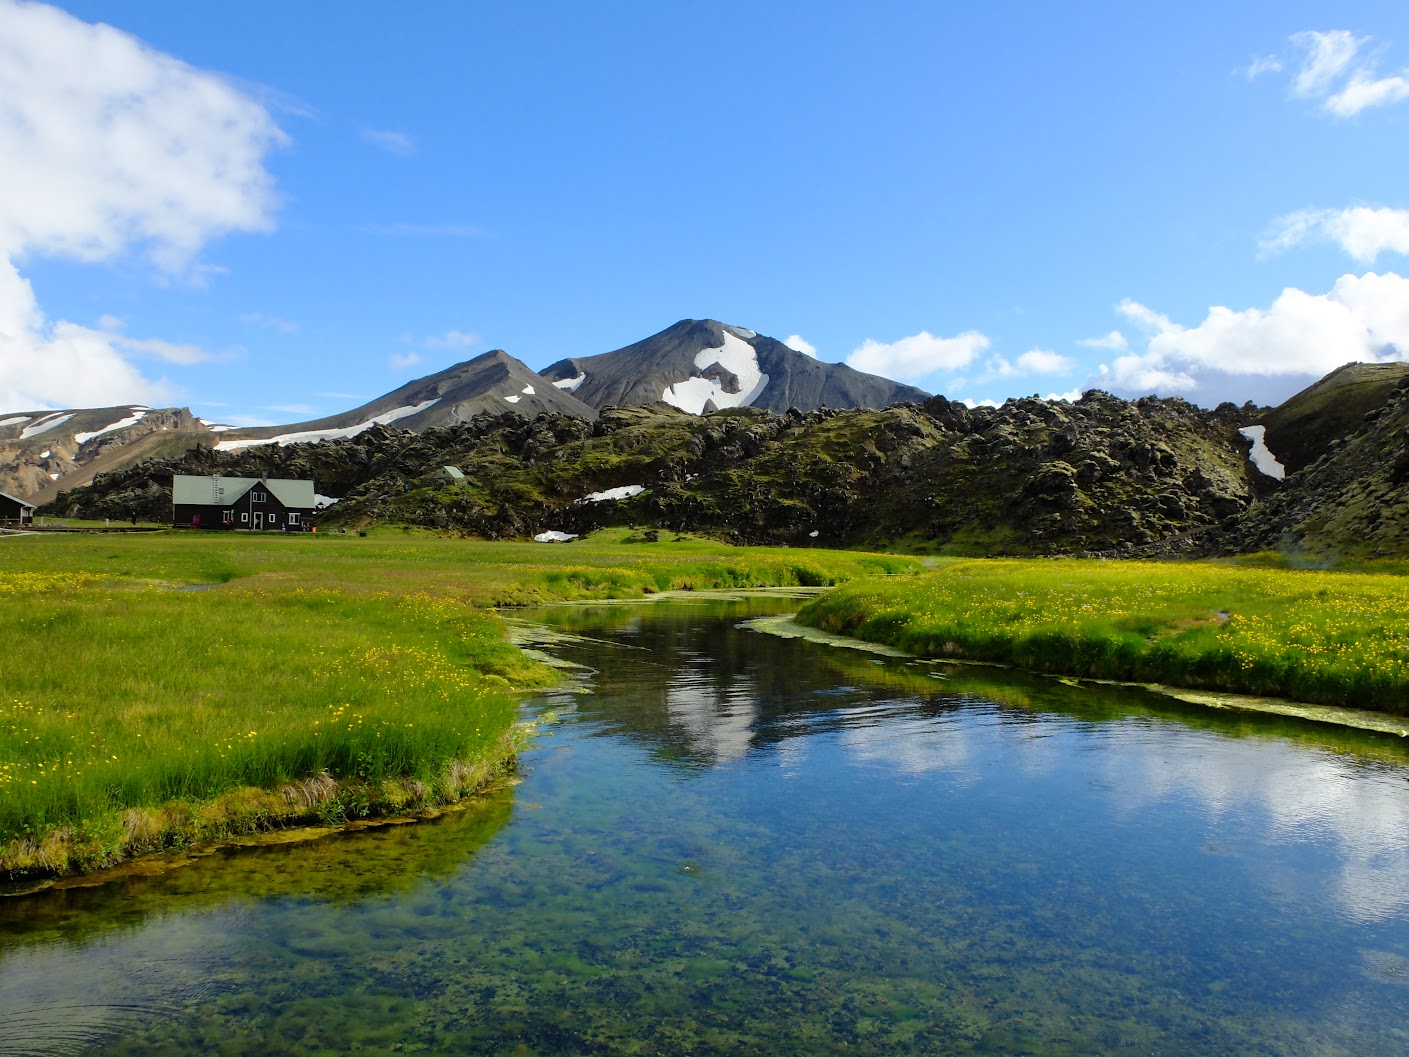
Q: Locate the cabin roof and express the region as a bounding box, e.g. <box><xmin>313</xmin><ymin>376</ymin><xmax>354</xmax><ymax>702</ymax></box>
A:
<box><xmin>0</xmin><ymin>490</ymin><xmax>35</xmax><ymax>509</ymax></box>
<box><xmin>172</xmin><ymin>475</ymin><xmax>316</xmax><ymax>509</ymax></box>
<box><xmin>440</xmin><ymin>465</ymin><xmax>465</xmax><ymax>479</ymax></box>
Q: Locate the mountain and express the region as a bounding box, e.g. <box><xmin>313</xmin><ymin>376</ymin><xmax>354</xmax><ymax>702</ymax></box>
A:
<box><xmin>51</xmin><ymin>391</ymin><xmax>1268</xmax><ymax>556</ymax></box>
<box><xmin>0</xmin><ymin>405</ymin><xmax>213</xmax><ymax>507</ymax></box>
<box><xmin>3</xmin><ymin>321</ymin><xmax>925</xmax><ymax>499</ymax></box>
<box><xmin>1217</xmin><ymin>371</ymin><xmax>1409</xmax><ymax>560</ymax></box>
<box><xmin>213</xmin><ymin>349</ymin><xmax>597</xmax><ymax>452</ymax></box>
<box><xmin>1257</xmin><ymin>362</ymin><xmax>1409</xmax><ymax>476</ymax></box>
<box><xmin>541</xmin><ymin>319</ymin><xmax>929</xmax><ymax>414</ymax></box>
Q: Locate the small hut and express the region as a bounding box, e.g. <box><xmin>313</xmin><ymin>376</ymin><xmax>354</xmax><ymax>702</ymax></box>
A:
<box><xmin>0</xmin><ymin>490</ymin><xmax>35</xmax><ymax>527</ymax></box>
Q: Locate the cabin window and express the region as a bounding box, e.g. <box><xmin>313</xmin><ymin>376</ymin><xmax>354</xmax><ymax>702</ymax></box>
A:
<box><xmin>223</xmin><ymin>511</ymin><xmax>232</xmax><ymax>524</ymax></box>
<box><xmin>288</xmin><ymin>513</ymin><xmax>300</xmax><ymax>526</ymax></box>
<box><xmin>241</xmin><ymin>512</ymin><xmax>249</xmax><ymax>523</ymax></box>
<box><xmin>251</xmin><ymin>491</ymin><xmax>266</xmax><ymax>503</ymax></box>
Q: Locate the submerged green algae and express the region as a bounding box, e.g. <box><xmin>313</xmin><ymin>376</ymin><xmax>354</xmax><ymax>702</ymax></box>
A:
<box><xmin>4</xmin><ymin>595</ymin><xmax>1409</xmax><ymax>1056</ymax></box>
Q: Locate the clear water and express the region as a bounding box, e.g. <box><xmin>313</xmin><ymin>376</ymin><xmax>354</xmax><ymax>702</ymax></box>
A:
<box><xmin>4</xmin><ymin>595</ymin><xmax>1409</xmax><ymax>1056</ymax></box>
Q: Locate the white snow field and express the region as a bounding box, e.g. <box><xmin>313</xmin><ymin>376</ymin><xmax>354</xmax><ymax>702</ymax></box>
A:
<box><xmin>216</xmin><ymin>400</ymin><xmax>438</xmax><ymax>451</ymax></box>
<box><xmin>534</xmin><ymin>530</ymin><xmax>579</xmax><ymax>542</ymax></box>
<box><xmin>1238</xmin><ymin>425</ymin><xmax>1287</xmax><ymax>481</ymax></box>
<box><xmin>74</xmin><ymin>409</ymin><xmax>147</xmax><ymax>445</ymax></box>
<box><xmin>661</xmin><ymin>332</ymin><xmax>769</xmax><ymax>415</ymax></box>
<box><xmin>553</xmin><ymin>373</ymin><xmax>586</xmax><ymax>392</ymax></box>
<box><xmin>580</xmin><ymin>485</ymin><xmax>645</xmax><ymax>503</ymax></box>
<box><xmin>20</xmin><ymin>413</ymin><xmax>73</xmax><ymax>439</ymax></box>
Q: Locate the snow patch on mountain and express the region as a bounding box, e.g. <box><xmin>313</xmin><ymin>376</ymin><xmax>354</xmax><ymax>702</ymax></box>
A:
<box><xmin>580</xmin><ymin>484</ymin><xmax>644</xmax><ymax>503</ymax></box>
<box><xmin>216</xmin><ymin>399</ymin><xmax>438</xmax><ymax>451</ymax></box>
<box><xmin>534</xmin><ymin>530</ymin><xmax>578</xmax><ymax>542</ymax></box>
<box><xmin>20</xmin><ymin>414</ymin><xmax>73</xmax><ymax>439</ymax></box>
<box><xmin>1239</xmin><ymin>425</ymin><xmax>1286</xmax><ymax>481</ymax></box>
<box><xmin>521</xmin><ymin>385</ymin><xmax>535</xmax><ymax>395</ymax></box>
<box><xmin>661</xmin><ymin>332</ymin><xmax>769</xmax><ymax>415</ymax></box>
<box><xmin>553</xmin><ymin>373</ymin><xmax>586</xmax><ymax>392</ymax></box>
<box><xmin>0</xmin><ymin>416</ymin><xmax>29</xmax><ymax>428</ymax></box>
<box><xmin>74</xmin><ymin>409</ymin><xmax>147</xmax><ymax>446</ymax></box>
<box><xmin>503</xmin><ymin>394</ymin><xmax>521</xmax><ymax>404</ymax></box>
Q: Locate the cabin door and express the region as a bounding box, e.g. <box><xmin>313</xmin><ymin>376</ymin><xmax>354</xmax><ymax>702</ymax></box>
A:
<box><xmin>253</xmin><ymin>511</ymin><xmax>264</xmax><ymax>531</ymax></box>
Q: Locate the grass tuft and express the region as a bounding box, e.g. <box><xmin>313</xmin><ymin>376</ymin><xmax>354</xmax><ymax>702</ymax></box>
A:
<box><xmin>798</xmin><ymin>558</ymin><xmax>1409</xmax><ymax>713</ymax></box>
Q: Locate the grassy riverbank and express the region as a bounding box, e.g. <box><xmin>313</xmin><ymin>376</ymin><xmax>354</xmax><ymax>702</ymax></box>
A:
<box><xmin>796</xmin><ymin>558</ymin><xmax>1409</xmax><ymax>713</ymax></box>
<box><xmin>1</xmin><ymin>530</ymin><xmax>916</xmax><ymax>879</ymax></box>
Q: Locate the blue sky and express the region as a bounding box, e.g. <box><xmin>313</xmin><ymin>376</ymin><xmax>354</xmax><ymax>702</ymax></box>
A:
<box><xmin>3</xmin><ymin>1</ymin><xmax>1409</xmax><ymax>423</ymax></box>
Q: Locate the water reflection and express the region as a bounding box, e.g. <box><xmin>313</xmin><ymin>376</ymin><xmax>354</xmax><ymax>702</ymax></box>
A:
<box><xmin>0</xmin><ymin>794</ymin><xmax>511</xmax><ymax>1056</ymax></box>
<box><xmin>541</xmin><ymin>597</ymin><xmax>1409</xmax><ymax>926</ymax></box>
<box><xmin>1</xmin><ymin>596</ymin><xmax>1408</xmax><ymax>1056</ymax></box>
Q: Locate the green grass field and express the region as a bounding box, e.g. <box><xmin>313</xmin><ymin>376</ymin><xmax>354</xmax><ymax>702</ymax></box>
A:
<box><xmin>0</xmin><ymin>529</ymin><xmax>915</xmax><ymax>878</ymax></box>
<box><xmin>797</xmin><ymin>557</ymin><xmax>1409</xmax><ymax>713</ymax></box>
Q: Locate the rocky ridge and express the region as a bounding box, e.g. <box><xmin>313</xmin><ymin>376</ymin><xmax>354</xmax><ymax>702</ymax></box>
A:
<box><xmin>0</xmin><ymin>406</ymin><xmax>211</xmax><ymax>507</ymax></box>
<box><xmin>47</xmin><ymin>391</ymin><xmax>1271</xmax><ymax>555</ymax></box>
<box><xmin>1215</xmin><ymin>372</ymin><xmax>1409</xmax><ymax>559</ymax></box>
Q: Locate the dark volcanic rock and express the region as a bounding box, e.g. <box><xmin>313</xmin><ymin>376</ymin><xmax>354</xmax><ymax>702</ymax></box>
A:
<box><xmin>49</xmin><ymin>391</ymin><xmax>1268</xmax><ymax>556</ymax></box>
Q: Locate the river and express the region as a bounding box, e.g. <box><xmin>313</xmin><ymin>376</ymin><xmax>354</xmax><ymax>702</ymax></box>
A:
<box><xmin>3</xmin><ymin>594</ymin><xmax>1409</xmax><ymax>1055</ymax></box>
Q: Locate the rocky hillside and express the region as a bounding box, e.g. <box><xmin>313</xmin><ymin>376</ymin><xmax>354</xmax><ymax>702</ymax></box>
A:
<box><xmin>47</xmin><ymin>391</ymin><xmax>1270</xmax><ymax>555</ymax></box>
<box><xmin>213</xmin><ymin>349</ymin><xmax>598</xmax><ymax>452</ymax></box>
<box><xmin>1258</xmin><ymin>362</ymin><xmax>1409</xmax><ymax>475</ymax></box>
<box><xmin>1217</xmin><ymin>372</ymin><xmax>1409</xmax><ymax>560</ymax></box>
<box><xmin>541</xmin><ymin>319</ymin><xmax>928</xmax><ymax>415</ymax></box>
<box><xmin>0</xmin><ymin>405</ymin><xmax>212</xmax><ymax>506</ymax></box>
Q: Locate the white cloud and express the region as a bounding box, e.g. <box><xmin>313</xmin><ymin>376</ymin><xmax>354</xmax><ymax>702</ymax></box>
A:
<box><xmin>1268</xmin><ymin>29</ymin><xmax>1409</xmax><ymax>117</ymax></box>
<box><xmin>241</xmin><ymin>311</ymin><xmax>299</xmax><ymax>334</ymax></box>
<box><xmin>1077</xmin><ymin>330</ymin><xmax>1129</xmax><ymax>351</ymax></box>
<box><xmin>1261</xmin><ymin>206</ymin><xmax>1409</xmax><ymax>263</ymax></box>
<box><xmin>1097</xmin><ymin>273</ymin><xmax>1409</xmax><ymax>405</ymax></box>
<box><xmin>1290</xmin><ymin>30</ymin><xmax>1363</xmax><ymax>98</ymax></box>
<box><xmin>108</xmin><ymin>335</ymin><xmax>218</xmax><ymax>366</ymax></box>
<box><xmin>423</xmin><ymin>329</ymin><xmax>480</xmax><ymax>349</ymax></box>
<box><xmin>1046</xmin><ymin>387</ymin><xmax>1086</xmax><ymax>402</ymax></box>
<box><xmin>1325</xmin><ymin>71</ymin><xmax>1409</xmax><ymax>116</ymax></box>
<box><xmin>847</xmin><ymin>330</ymin><xmax>989</xmax><ymax>381</ymax></box>
<box><xmin>960</xmin><ymin>397</ymin><xmax>1002</xmax><ymax>409</ymax></box>
<box><xmin>362</xmin><ymin>128</ymin><xmax>414</xmax><ymax>156</ymax></box>
<box><xmin>391</xmin><ymin>352</ymin><xmax>423</xmax><ymax>370</ymax></box>
<box><xmin>1016</xmin><ymin>348</ymin><xmax>1071</xmax><ymax>374</ymax></box>
<box><xmin>1244</xmin><ymin>55</ymin><xmax>1283</xmax><ymax>80</ymax></box>
<box><xmin>783</xmin><ymin>334</ymin><xmax>817</xmax><ymax>357</ymax></box>
<box><xmin>1117</xmin><ymin>299</ymin><xmax>1178</xmax><ymax>334</ymax></box>
<box><xmin>268</xmin><ymin>403</ymin><xmax>314</xmax><ymax>415</ymax></box>
<box><xmin>0</xmin><ymin>0</ymin><xmax>283</xmax><ymax>410</ymax></box>
<box><xmin>985</xmin><ymin>356</ymin><xmax>1019</xmax><ymax>379</ymax></box>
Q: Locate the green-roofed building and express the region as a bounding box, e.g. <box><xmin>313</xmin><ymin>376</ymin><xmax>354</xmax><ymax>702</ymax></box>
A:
<box><xmin>437</xmin><ymin>465</ymin><xmax>465</xmax><ymax>481</ymax></box>
<box><xmin>172</xmin><ymin>474</ymin><xmax>317</xmax><ymax>531</ymax></box>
